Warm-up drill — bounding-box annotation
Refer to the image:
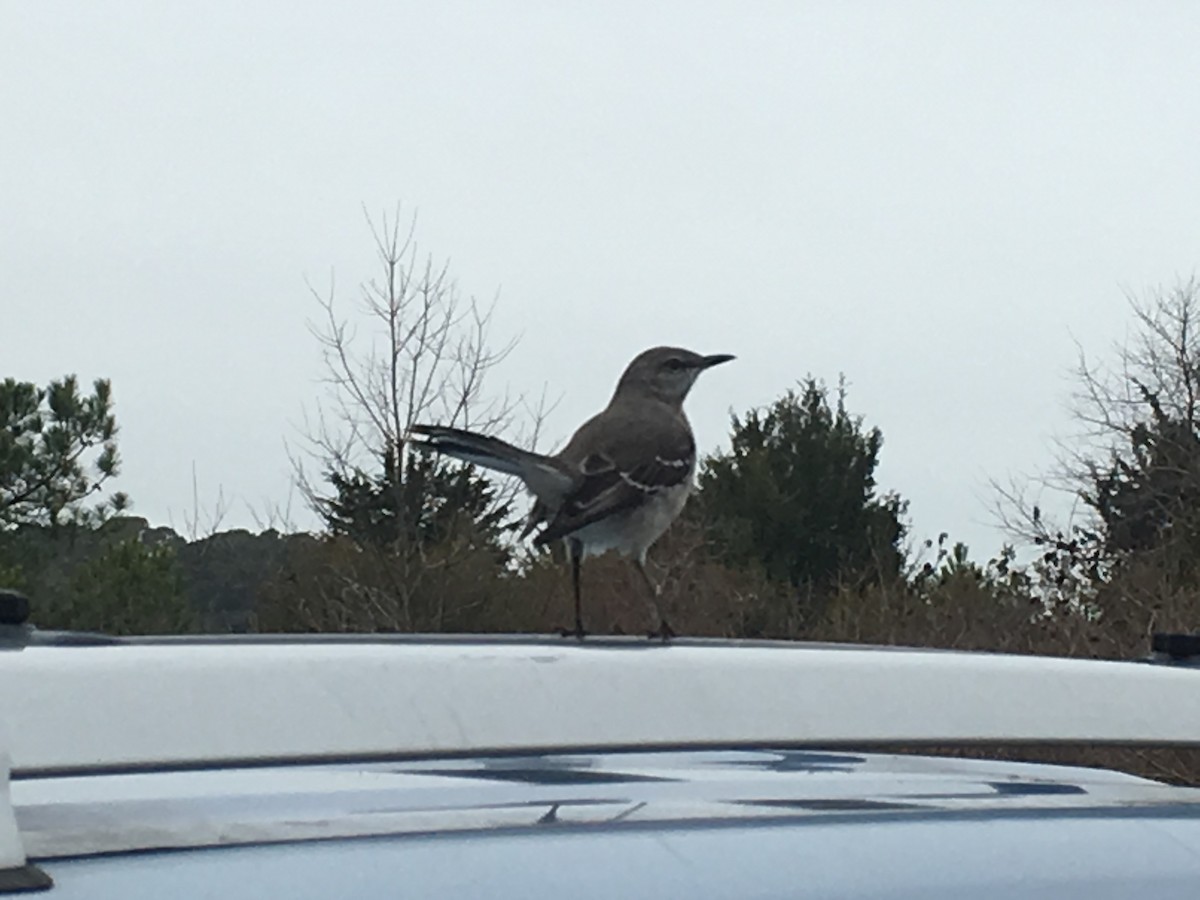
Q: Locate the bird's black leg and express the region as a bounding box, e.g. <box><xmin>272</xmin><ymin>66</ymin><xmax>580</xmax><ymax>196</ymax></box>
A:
<box><xmin>569</xmin><ymin>539</ymin><xmax>586</xmax><ymax>640</ymax></box>
<box><xmin>553</xmin><ymin>540</ymin><xmax>588</xmax><ymax>639</ymax></box>
<box><xmin>635</xmin><ymin>559</ymin><xmax>673</xmax><ymax>642</ymax></box>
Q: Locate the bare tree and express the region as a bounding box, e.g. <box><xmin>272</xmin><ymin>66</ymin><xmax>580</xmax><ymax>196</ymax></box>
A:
<box><xmin>286</xmin><ymin>204</ymin><xmax>550</xmax><ymax>631</ymax></box>
<box><xmin>168</xmin><ymin>463</ymin><xmax>230</xmax><ymax>542</ymax></box>
<box><xmin>297</xmin><ymin>206</ymin><xmax>528</xmax><ymax>483</ymax></box>
<box><xmin>1069</xmin><ymin>278</ymin><xmax>1200</xmax><ymax>458</ymax></box>
<box><xmin>993</xmin><ymin>277</ymin><xmax>1200</xmax><ymax>584</ymax></box>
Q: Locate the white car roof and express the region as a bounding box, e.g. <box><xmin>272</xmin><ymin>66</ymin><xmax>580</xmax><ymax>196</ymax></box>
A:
<box><xmin>1</xmin><ymin>635</ymin><xmax>1199</xmax><ymax>775</ymax></box>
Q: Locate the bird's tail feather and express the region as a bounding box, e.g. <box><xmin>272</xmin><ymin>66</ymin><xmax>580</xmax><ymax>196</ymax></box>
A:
<box><xmin>407</xmin><ymin>424</ymin><xmax>572</xmax><ymax>500</ymax></box>
<box><xmin>407</xmin><ymin>425</ymin><xmax>529</xmax><ymax>476</ymax></box>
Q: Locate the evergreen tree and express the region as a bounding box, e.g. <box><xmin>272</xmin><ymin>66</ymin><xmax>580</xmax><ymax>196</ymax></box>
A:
<box><xmin>0</xmin><ymin>375</ymin><xmax>127</xmax><ymax>529</ymax></box>
<box><xmin>698</xmin><ymin>377</ymin><xmax>907</xmax><ymax>591</ymax></box>
<box><xmin>319</xmin><ymin>440</ymin><xmax>512</xmax><ymax>558</ymax></box>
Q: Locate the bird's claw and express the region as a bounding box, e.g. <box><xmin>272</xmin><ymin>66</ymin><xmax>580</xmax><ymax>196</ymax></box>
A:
<box><xmin>647</xmin><ymin>620</ymin><xmax>676</xmax><ymax>642</ymax></box>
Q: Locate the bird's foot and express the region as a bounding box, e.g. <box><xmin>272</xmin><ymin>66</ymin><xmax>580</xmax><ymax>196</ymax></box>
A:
<box><xmin>647</xmin><ymin>620</ymin><xmax>676</xmax><ymax>642</ymax></box>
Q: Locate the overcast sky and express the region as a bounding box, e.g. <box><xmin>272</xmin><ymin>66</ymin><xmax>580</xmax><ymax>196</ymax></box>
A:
<box><xmin>5</xmin><ymin>2</ymin><xmax>1200</xmax><ymax>558</ymax></box>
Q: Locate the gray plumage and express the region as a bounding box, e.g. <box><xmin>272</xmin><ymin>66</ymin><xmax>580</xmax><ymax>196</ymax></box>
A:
<box><xmin>408</xmin><ymin>345</ymin><xmax>734</xmax><ymax>639</ymax></box>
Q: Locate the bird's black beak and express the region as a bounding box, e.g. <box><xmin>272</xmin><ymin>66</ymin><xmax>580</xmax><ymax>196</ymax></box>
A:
<box><xmin>699</xmin><ymin>354</ymin><xmax>735</xmax><ymax>369</ymax></box>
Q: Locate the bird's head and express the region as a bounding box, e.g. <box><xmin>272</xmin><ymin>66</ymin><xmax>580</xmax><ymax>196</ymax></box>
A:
<box><xmin>615</xmin><ymin>346</ymin><xmax>735</xmax><ymax>405</ymax></box>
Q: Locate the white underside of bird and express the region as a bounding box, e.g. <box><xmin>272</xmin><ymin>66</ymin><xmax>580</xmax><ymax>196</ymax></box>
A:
<box><xmin>564</xmin><ymin>474</ymin><xmax>693</xmax><ymax>562</ymax></box>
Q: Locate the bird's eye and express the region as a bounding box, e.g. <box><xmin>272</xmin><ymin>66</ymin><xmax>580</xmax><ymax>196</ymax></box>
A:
<box><xmin>664</xmin><ymin>359</ymin><xmax>684</xmax><ymax>370</ymax></box>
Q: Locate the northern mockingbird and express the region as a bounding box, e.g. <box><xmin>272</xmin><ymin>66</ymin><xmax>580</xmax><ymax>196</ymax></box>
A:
<box><xmin>408</xmin><ymin>346</ymin><xmax>734</xmax><ymax>640</ymax></box>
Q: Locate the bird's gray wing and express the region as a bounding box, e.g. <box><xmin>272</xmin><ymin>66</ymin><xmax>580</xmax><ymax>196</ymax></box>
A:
<box><xmin>532</xmin><ymin>431</ymin><xmax>695</xmax><ymax>546</ymax></box>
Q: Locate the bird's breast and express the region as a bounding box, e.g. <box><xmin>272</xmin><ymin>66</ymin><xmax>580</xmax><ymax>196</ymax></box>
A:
<box><xmin>574</xmin><ymin>480</ymin><xmax>692</xmax><ymax>560</ymax></box>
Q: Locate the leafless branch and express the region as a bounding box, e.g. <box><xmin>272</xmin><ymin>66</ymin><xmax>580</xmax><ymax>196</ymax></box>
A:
<box><xmin>282</xmin><ymin>201</ymin><xmax>555</xmax><ymax>629</ymax></box>
<box><xmin>993</xmin><ymin>276</ymin><xmax>1200</xmax><ymax>566</ymax></box>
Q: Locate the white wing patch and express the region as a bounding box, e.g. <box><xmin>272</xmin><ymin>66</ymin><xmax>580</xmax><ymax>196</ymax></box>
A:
<box><xmin>618</xmin><ymin>470</ymin><xmax>662</xmax><ymax>493</ymax></box>
<box><xmin>654</xmin><ymin>455</ymin><xmax>692</xmax><ymax>469</ymax></box>
<box><xmin>619</xmin><ymin>454</ymin><xmax>694</xmax><ymax>494</ymax></box>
